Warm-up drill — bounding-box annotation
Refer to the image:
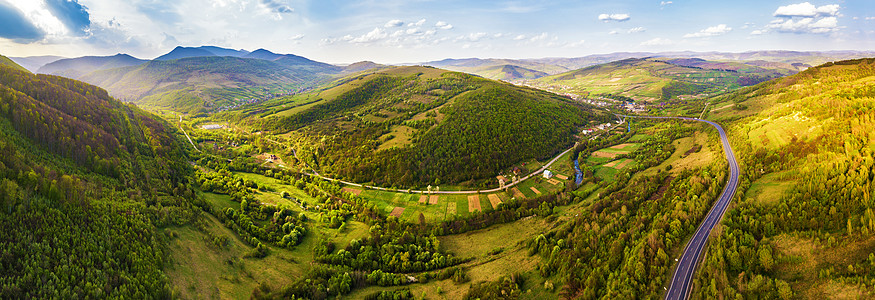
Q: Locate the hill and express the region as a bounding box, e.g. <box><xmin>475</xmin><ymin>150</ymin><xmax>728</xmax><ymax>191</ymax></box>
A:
<box><xmin>7</xmin><ymin>55</ymin><xmax>64</xmax><ymax>72</ymax></box>
<box><xmin>0</xmin><ymin>60</ymin><xmax>198</xmax><ymax>298</ymax></box>
<box><xmin>37</xmin><ymin>53</ymin><xmax>146</xmax><ymax>78</ymax></box>
<box><xmin>692</xmin><ymin>58</ymin><xmax>875</xmax><ymax>298</ymax></box>
<box><xmin>0</xmin><ymin>54</ymin><xmax>28</xmax><ymax>73</ymax></box>
<box><xmin>153</xmin><ymin>45</ymin><xmax>250</xmax><ymax>60</ymax></box>
<box><xmin>474</xmin><ymin>64</ymin><xmax>549</xmax><ymax>81</ymax></box>
<box><xmin>534</xmin><ymin>58</ymin><xmax>793</xmax><ymax>103</ymax></box>
<box><xmin>259</xmin><ymin>66</ymin><xmax>606</xmax><ymax>188</ymax></box>
<box><xmin>245</xmin><ymin>48</ymin><xmax>341</xmax><ymax>72</ymax></box>
<box><xmin>80</xmin><ymin>56</ymin><xmax>337</xmax><ymax>113</ymax></box>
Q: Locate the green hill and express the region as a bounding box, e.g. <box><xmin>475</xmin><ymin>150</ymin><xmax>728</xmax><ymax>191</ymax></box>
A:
<box><xmin>694</xmin><ymin>58</ymin><xmax>875</xmax><ymax>298</ymax></box>
<box><xmin>0</xmin><ymin>61</ymin><xmax>198</xmax><ymax>298</ymax></box>
<box><xmin>535</xmin><ymin>58</ymin><xmax>792</xmax><ymax>103</ymax></box>
<box><xmin>80</xmin><ymin>56</ymin><xmax>337</xmax><ymax>114</ymax></box>
<box><xmin>37</xmin><ymin>53</ymin><xmax>146</xmax><ymax>78</ymax></box>
<box><xmin>0</xmin><ymin>54</ymin><xmax>28</xmax><ymax>73</ymax></box>
<box><xmin>261</xmin><ymin>66</ymin><xmax>606</xmax><ymax>188</ymax></box>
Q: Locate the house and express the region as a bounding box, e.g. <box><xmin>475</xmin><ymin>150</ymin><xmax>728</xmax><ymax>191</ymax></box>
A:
<box><xmin>201</xmin><ymin>124</ymin><xmax>224</xmax><ymax>130</ymax></box>
<box><xmin>543</xmin><ymin>170</ymin><xmax>553</xmax><ymax>179</ymax></box>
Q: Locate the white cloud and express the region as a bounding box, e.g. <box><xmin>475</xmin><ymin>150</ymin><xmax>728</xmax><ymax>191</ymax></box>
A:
<box><xmin>750</xmin><ymin>30</ymin><xmax>766</xmax><ymax>35</ymax></box>
<box><xmin>289</xmin><ymin>34</ymin><xmax>304</xmax><ymax>40</ymax></box>
<box><xmin>385</xmin><ymin>19</ymin><xmax>404</xmax><ymax>27</ymax></box>
<box><xmin>351</xmin><ymin>27</ymin><xmax>388</xmax><ymax>43</ymax></box>
<box><xmin>767</xmin><ymin>16</ymin><xmax>839</xmax><ymax>33</ymax></box>
<box><xmin>640</xmin><ymin>37</ymin><xmax>672</xmax><ymax>46</ymax></box>
<box><xmin>774</xmin><ymin>2</ymin><xmax>839</xmax><ymax>18</ymax></box>
<box><xmin>598</xmin><ymin>13</ymin><xmax>630</xmax><ymax>22</ymax></box>
<box><xmin>683</xmin><ymin>24</ymin><xmax>732</xmax><ymax>38</ymax></box>
<box><xmin>513</xmin><ymin>34</ymin><xmax>526</xmax><ymax>40</ymax></box>
<box><xmin>435</xmin><ymin>21</ymin><xmax>453</xmax><ymax>30</ymax></box>
<box><xmin>409</xmin><ymin>19</ymin><xmax>426</xmax><ymax>27</ymax></box>
<box><xmin>564</xmin><ymin>39</ymin><xmax>586</xmax><ymax>48</ymax></box>
<box><xmin>867</xmin><ymin>17</ymin><xmax>875</xmax><ymax>20</ymax></box>
<box><xmin>660</xmin><ymin>1</ymin><xmax>673</xmax><ymax>6</ymax></box>
<box><xmin>406</xmin><ymin>27</ymin><xmax>422</xmax><ymax>35</ymax></box>
<box><xmin>529</xmin><ymin>32</ymin><xmax>548</xmax><ymax>42</ymax></box>
<box><xmin>456</xmin><ymin>32</ymin><xmax>488</xmax><ymax>42</ymax></box>
<box><xmin>628</xmin><ymin>27</ymin><xmax>645</xmax><ymax>33</ymax></box>
<box><xmin>608</xmin><ymin>30</ymin><xmax>619</xmax><ymax>35</ymax></box>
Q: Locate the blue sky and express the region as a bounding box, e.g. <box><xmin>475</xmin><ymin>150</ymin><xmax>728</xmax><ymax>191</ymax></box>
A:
<box><xmin>0</xmin><ymin>0</ymin><xmax>873</xmax><ymax>63</ymax></box>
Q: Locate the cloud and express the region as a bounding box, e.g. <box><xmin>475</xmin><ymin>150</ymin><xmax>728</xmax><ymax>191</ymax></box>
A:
<box><xmin>683</xmin><ymin>24</ymin><xmax>732</xmax><ymax>38</ymax></box>
<box><xmin>289</xmin><ymin>34</ymin><xmax>304</xmax><ymax>40</ymax></box>
<box><xmin>385</xmin><ymin>19</ymin><xmax>404</xmax><ymax>27</ymax></box>
<box><xmin>528</xmin><ymin>32</ymin><xmax>548</xmax><ymax>42</ymax></box>
<box><xmin>774</xmin><ymin>2</ymin><xmax>839</xmax><ymax>18</ymax></box>
<box><xmin>409</xmin><ymin>19</ymin><xmax>425</xmax><ymax>27</ymax></box>
<box><xmin>435</xmin><ymin>21</ymin><xmax>453</xmax><ymax>30</ymax></box>
<box><xmin>754</xmin><ymin>2</ymin><xmax>842</xmax><ymax>34</ymax></box>
<box><xmin>660</xmin><ymin>1</ymin><xmax>673</xmax><ymax>6</ymax></box>
<box><xmin>608</xmin><ymin>30</ymin><xmax>618</xmax><ymax>35</ymax></box>
<box><xmin>44</xmin><ymin>0</ymin><xmax>91</xmax><ymax>36</ymax></box>
<box><xmin>351</xmin><ymin>27</ymin><xmax>387</xmax><ymax>43</ymax></box>
<box><xmin>598</xmin><ymin>13</ymin><xmax>630</xmax><ymax>22</ymax></box>
<box><xmin>513</xmin><ymin>34</ymin><xmax>526</xmax><ymax>40</ymax></box>
<box><xmin>0</xmin><ymin>1</ymin><xmax>45</xmax><ymax>42</ymax></box>
<box><xmin>767</xmin><ymin>16</ymin><xmax>839</xmax><ymax>34</ymax></box>
<box><xmin>259</xmin><ymin>0</ymin><xmax>293</xmax><ymax>14</ymax></box>
<box><xmin>640</xmin><ymin>37</ymin><xmax>672</xmax><ymax>46</ymax></box>
<box><xmin>457</xmin><ymin>32</ymin><xmax>488</xmax><ymax>42</ymax></box>
<box><xmin>628</xmin><ymin>27</ymin><xmax>645</xmax><ymax>33</ymax></box>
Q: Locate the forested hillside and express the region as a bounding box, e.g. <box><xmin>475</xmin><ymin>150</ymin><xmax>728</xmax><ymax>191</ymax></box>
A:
<box><xmin>262</xmin><ymin>66</ymin><xmax>605</xmax><ymax>188</ymax></box>
<box><xmin>694</xmin><ymin>58</ymin><xmax>875</xmax><ymax>298</ymax></box>
<box><xmin>0</xmin><ymin>59</ymin><xmax>200</xmax><ymax>298</ymax></box>
<box><xmin>535</xmin><ymin>58</ymin><xmax>792</xmax><ymax>103</ymax></box>
<box><xmin>80</xmin><ymin>56</ymin><xmax>338</xmax><ymax>114</ymax></box>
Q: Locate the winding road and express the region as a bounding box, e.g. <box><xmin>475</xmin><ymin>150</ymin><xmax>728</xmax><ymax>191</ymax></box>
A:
<box><xmin>620</xmin><ymin>115</ymin><xmax>740</xmax><ymax>300</ymax></box>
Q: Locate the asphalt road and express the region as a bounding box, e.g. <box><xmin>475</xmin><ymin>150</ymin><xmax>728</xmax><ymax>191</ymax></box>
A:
<box><xmin>620</xmin><ymin>115</ymin><xmax>740</xmax><ymax>300</ymax></box>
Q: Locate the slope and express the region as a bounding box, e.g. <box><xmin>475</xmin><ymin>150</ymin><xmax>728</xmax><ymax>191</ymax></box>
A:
<box><xmin>466</xmin><ymin>64</ymin><xmax>549</xmax><ymax>81</ymax></box>
<box><xmin>37</xmin><ymin>53</ymin><xmax>146</xmax><ymax>78</ymax></box>
<box><xmin>692</xmin><ymin>58</ymin><xmax>875</xmax><ymax>299</ymax></box>
<box><xmin>535</xmin><ymin>58</ymin><xmax>791</xmax><ymax>103</ymax></box>
<box><xmin>80</xmin><ymin>56</ymin><xmax>336</xmax><ymax>114</ymax></box>
<box><xmin>0</xmin><ymin>55</ymin><xmax>28</xmax><ymax>73</ymax></box>
<box><xmin>8</xmin><ymin>55</ymin><xmax>64</xmax><ymax>72</ymax></box>
<box><xmin>262</xmin><ymin>66</ymin><xmax>606</xmax><ymax>188</ymax></box>
<box><xmin>0</xmin><ymin>62</ymin><xmax>199</xmax><ymax>298</ymax></box>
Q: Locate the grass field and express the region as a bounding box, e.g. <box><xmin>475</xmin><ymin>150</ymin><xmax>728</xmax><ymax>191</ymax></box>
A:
<box><xmin>745</xmin><ymin>170</ymin><xmax>797</xmax><ymax>206</ymax></box>
<box><xmin>773</xmin><ymin>233</ymin><xmax>875</xmax><ymax>299</ymax></box>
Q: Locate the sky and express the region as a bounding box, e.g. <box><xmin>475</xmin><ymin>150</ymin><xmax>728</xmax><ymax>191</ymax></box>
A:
<box><xmin>0</xmin><ymin>0</ymin><xmax>873</xmax><ymax>64</ymax></box>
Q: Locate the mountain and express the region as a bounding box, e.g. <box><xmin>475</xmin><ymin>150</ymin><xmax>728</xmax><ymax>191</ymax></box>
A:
<box><xmin>260</xmin><ymin>66</ymin><xmax>607</xmax><ymax>187</ymax></box>
<box><xmin>8</xmin><ymin>55</ymin><xmax>64</xmax><ymax>72</ymax></box>
<box><xmin>37</xmin><ymin>53</ymin><xmax>146</xmax><ymax>78</ymax></box>
<box><xmin>420</xmin><ymin>51</ymin><xmax>875</xmax><ymax>81</ymax></box>
<box><xmin>474</xmin><ymin>64</ymin><xmax>549</xmax><ymax>81</ymax></box>
<box><xmin>155</xmin><ymin>46</ymin><xmax>217</xmax><ymax>60</ymax></box>
<box><xmin>154</xmin><ymin>46</ymin><xmax>251</xmax><ymax>61</ymax></box>
<box><xmin>696</xmin><ymin>58</ymin><xmax>875</xmax><ymax>298</ymax></box>
<box><xmin>0</xmin><ymin>54</ymin><xmax>28</xmax><ymax>73</ymax></box>
<box><xmin>245</xmin><ymin>48</ymin><xmax>341</xmax><ymax>72</ymax></box>
<box><xmin>0</xmin><ymin>59</ymin><xmax>196</xmax><ymax>298</ymax></box>
<box><xmin>341</xmin><ymin>61</ymin><xmax>385</xmax><ymax>73</ymax></box>
<box><xmin>535</xmin><ymin>58</ymin><xmax>793</xmax><ymax>102</ymax></box>
<box><xmin>80</xmin><ymin>56</ymin><xmax>337</xmax><ymax>113</ymax></box>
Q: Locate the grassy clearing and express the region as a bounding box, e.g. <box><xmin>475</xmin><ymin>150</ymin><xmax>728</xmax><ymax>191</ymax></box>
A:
<box><xmin>773</xmin><ymin>234</ymin><xmax>875</xmax><ymax>299</ymax></box>
<box><xmin>166</xmin><ymin>214</ymin><xmax>310</xmax><ymax>299</ymax></box>
<box><xmin>377</xmin><ymin>125</ymin><xmax>415</xmax><ymax>151</ymax></box>
<box><xmin>745</xmin><ymin>170</ymin><xmax>797</xmax><ymax>206</ymax></box>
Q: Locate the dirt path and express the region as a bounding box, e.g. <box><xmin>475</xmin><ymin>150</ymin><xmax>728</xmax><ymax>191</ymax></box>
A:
<box><xmin>342</xmin><ymin>187</ymin><xmax>362</xmax><ymax>195</ymax></box>
<box><xmin>418</xmin><ymin>195</ymin><xmax>428</xmax><ymax>204</ymax></box>
<box><xmin>530</xmin><ymin>187</ymin><xmax>542</xmax><ymax>195</ymax></box>
<box><xmin>554</xmin><ymin>174</ymin><xmax>569</xmax><ymax>180</ymax></box>
<box><xmin>616</xmin><ymin>159</ymin><xmax>633</xmax><ymax>169</ymax></box>
<box><xmin>428</xmin><ymin>195</ymin><xmax>439</xmax><ymax>204</ymax></box>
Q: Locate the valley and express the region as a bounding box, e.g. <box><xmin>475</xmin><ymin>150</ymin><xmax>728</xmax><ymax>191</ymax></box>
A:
<box><xmin>2</xmin><ymin>3</ymin><xmax>875</xmax><ymax>298</ymax></box>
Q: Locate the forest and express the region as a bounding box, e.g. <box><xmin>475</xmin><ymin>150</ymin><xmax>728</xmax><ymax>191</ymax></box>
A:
<box><xmin>691</xmin><ymin>58</ymin><xmax>875</xmax><ymax>298</ymax></box>
<box><xmin>0</xmin><ymin>63</ymin><xmax>201</xmax><ymax>298</ymax></box>
<box><xmin>271</xmin><ymin>68</ymin><xmax>607</xmax><ymax>188</ymax></box>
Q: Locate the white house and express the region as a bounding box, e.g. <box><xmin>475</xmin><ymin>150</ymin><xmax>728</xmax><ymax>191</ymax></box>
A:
<box><xmin>543</xmin><ymin>170</ymin><xmax>553</xmax><ymax>179</ymax></box>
